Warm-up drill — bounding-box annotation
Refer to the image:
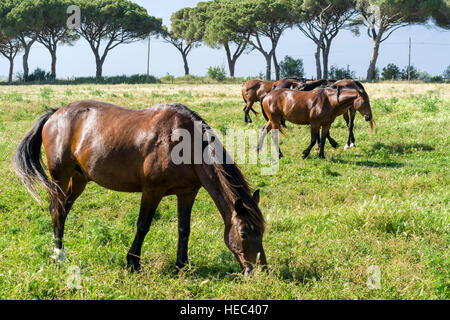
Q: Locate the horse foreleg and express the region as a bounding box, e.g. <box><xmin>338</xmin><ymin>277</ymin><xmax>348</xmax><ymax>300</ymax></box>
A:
<box><xmin>271</xmin><ymin>122</ymin><xmax>283</xmax><ymax>159</ymax></box>
<box><xmin>127</xmin><ymin>191</ymin><xmax>163</xmax><ymax>271</ymax></box>
<box><xmin>175</xmin><ymin>190</ymin><xmax>199</xmax><ymax>269</ymax></box>
<box><xmin>344</xmin><ymin>108</ymin><xmax>356</xmax><ymax>149</ymax></box>
<box><xmin>303</xmin><ymin>126</ymin><xmax>320</xmax><ymax>159</ymax></box>
<box><xmin>319</xmin><ymin>124</ymin><xmax>332</xmax><ymax>159</ymax></box>
<box><xmin>257</xmin><ymin>122</ymin><xmax>272</xmax><ymax>153</ymax></box>
<box><xmin>326</xmin><ymin>132</ymin><xmax>339</xmax><ymax>149</ymax></box>
<box><xmin>349</xmin><ymin>108</ymin><xmax>356</xmax><ymax>146</ymax></box>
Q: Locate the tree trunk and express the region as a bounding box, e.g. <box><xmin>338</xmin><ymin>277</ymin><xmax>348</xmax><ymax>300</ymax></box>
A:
<box><xmin>8</xmin><ymin>58</ymin><xmax>14</xmax><ymax>83</ymax></box>
<box><xmin>273</xmin><ymin>51</ymin><xmax>280</xmax><ymax>80</ymax></box>
<box><xmin>95</xmin><ymin>55</ymin><xmax>103</xmax><ymax>78</ymax></box>
<box><xmin>367</xmin><ymin>39</ymin><xmax>381</xmax><ymax>82</ymax></box>
<box><xmin>315</xmin><ymin>44</ymin><xmax>322</xmax><ymax>79</ymax></box>
<box><xmin>322</xmin><ymin>44</ymin><xmax>330</xmax><ymax>79</ymax></box>
<box><xmin>224</xmin><ymin>43</ymin><xmax>235</xmax><ymax>78</ymax></box>
<box><xmin>182</xmin><ymin>53</ymin><xmax>189</xmax><ymax>75</ymax></box>
<box><xmin>50</xmin><ymin>50</ymin><xmax>57</xmax><ymax>80</ymax></box>
<box><xmin>265</xmin><ymin>54</ymin><xmax>272</xmax><ymax>80</ymax></box>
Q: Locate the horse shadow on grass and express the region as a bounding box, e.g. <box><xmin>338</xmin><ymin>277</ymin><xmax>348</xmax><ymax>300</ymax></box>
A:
<box><xmin>370</xmin><ymin>142</ymin><xmax>434</xmax><ymax>155</ymax></box>
<box><xmin>331</xmin><ymin>142</ymin><xmax>434</xmax><ymax>168</ymax></box>
<box><xmin>147</xmin><ymin>250</ymin><xmax>326</xmax><ymax>287</ymax></box>
<box><xmin>331</xmin><ymin>158</ymin><xmax>405</xmax><ymax>168</ymax></box>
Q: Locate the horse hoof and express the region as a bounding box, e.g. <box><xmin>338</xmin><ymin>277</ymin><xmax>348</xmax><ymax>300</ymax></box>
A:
<box><xmin>51</xmin><ymin>247</ymin><xmax>67</xmax><ymax>264</ymax></box>
<box><xmin>126</xmin><ymin>262</ymin><xmax>141</xmax><ymax>272</ymax></box>
<box><xmin>344</xmin><ymin>144</ymin><xmax>351</xmax><ymax>150</ymax></box>
<box><xmin>350</xmin><ymin>143</ymin><xmax>356</xmax><ymax>148</ymax></box>
<box><xmin>331</xmin><ymin>143</ymin><xmax>339</xmax><ymax>149</ymax></box>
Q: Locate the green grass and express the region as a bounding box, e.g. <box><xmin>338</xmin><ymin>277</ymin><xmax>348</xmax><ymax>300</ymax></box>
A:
<box><xmin>0</xmin><ymin>83</ymin><xmax>448</xmax><ymax>299</ymax></box>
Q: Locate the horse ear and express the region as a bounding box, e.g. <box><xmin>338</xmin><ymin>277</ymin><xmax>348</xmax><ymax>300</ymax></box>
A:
<box><xmin>252</xmin><ymin>190</ymin><xmax>260</xmax><ymax>204</ymax></box>
<box><xmin>234</xmin><ymin>198</ymin><xmax>244</xmax><ymax>213</ymax></box>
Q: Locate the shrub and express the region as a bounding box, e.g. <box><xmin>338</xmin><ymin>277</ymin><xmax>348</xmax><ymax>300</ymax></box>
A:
<box><xmin>207</xmin><ymin>66</ymin><xmax>227</xmax><ymax>81</ymax></box>
<box><xmin>329</xmin><ymin>65</ymin><xmax>356</xmax><ymax>79</ymax></box>
<box><xmin>400</xmin><ymin>65</ymin><xmax>419</xmax><ymax>80</ymax></box>
<box><xmin>25</xmin><ymin>68</ymin><xmax>52</xmax><ymax>82</ymax></box>
<box><xmin>382</xmin><ymin>63</ymin><xmax>401</xmax><ymax>80</ymax></box>
<box><xmin>443</xmin><ymin>65</ymin><xmax>450</xmax><ymax>79</ymax></box>
<box><xmin>279</xmin><ymin>56</ymin><xmax>304</xmax><ymax>78</ymax></box>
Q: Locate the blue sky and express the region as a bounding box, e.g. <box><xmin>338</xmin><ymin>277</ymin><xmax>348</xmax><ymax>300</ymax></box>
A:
<box><xmin>0</xmin><ymin>0</ymin><xmax>449</xmax><ymax>79</ymax></box>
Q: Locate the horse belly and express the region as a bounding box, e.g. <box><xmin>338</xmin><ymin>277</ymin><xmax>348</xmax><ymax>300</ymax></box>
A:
<box><xmin>76</xmin><ymin>147</ymin><xmax>143</xmax><ymax>192</ymax></box>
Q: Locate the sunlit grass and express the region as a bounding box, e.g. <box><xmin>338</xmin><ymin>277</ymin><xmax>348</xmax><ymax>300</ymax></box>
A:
<box><xmin>0</xmin><ymin>83</ymin><xmax>448</xmax><ymax>299</ymax></box>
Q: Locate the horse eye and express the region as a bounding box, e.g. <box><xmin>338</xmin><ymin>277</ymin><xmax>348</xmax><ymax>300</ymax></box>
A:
<box><xmin>240</xmin><ymin>232</ymin><xmax>248</xmax><ymax>240</ymax></box>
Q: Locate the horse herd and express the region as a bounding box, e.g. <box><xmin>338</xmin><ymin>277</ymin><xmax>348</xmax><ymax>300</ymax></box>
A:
<box><xmin>242</xmin><ymin>77</ymin><xmax>374</xmax><ymax>159</ymax></box>
<box><xmin>14</xmin><ymin>77</ymin><xmax>374</xmax><ymax>276</ymax></box>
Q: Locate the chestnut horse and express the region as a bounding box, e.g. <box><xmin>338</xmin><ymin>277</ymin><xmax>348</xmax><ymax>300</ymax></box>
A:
<box><xmin>14</xmin><ymin>101</ymin><xmax>266</xmax><ymax>275</ymax></box>
<box><xmin>257</xmin><ymin>86</ymin><xmax>374</xmax><ymax>159</ymax></box>
<box><xmin>241</xmin><ymin>77</ymin><xmax>306</xmax><ymax>124</ymax></box>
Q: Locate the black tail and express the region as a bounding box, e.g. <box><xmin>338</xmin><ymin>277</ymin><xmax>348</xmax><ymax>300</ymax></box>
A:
<box><xmin>14</xmin><ymin>108</ymin><xmax>59</xmax><ymax>204</ymax></box>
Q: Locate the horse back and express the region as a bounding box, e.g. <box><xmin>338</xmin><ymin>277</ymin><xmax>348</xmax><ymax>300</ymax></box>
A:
<box><xmin>42</xmin><ymin>100</ymin><xmax>199</xmax><ymax>193</ymax></box>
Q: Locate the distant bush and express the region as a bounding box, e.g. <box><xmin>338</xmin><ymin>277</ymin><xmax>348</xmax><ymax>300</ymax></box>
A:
<box><xmin>382</xmin><ymin>63</ymin><xmax>401</xmax><ymax>80</ymax></box>
<box><xmin>443</xmin><ymin>65</ymin><xmax>450</xmax><ymax>79</ymax></box>
<box><xmin>207</xmin><ymin>66</ymin><xmax>227</xmax><ymax>81</ymax></box>
<box><xmin>2</xmin><ymin>73</ymin><xmax>160</xmax><ymax>85</ymax></box>
<box><xmin>400</xmin><ymin>65</ymin><xmax>419</xmax><ymax>80</ymax></box>
<box><xmin>22</xmin><ymin>68</ymin><xmax>52</xmax><ymax>82</ymax></box>
<box><xmin>329</xmin><ymin>65</ymin><xmax>356</xmax><ymax>79</ymax></box>
<box><xmin>279</xmin><ymin>56</ymin><xmax>304</xmax><ymax>78</ymax></box>
<box><xmin>160</xmin><ymin>73</ymin><xmax>175</xmax><ymax>83</ymax></box>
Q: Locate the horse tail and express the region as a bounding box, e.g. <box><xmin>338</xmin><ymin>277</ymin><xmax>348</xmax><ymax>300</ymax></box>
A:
<box><xmin>14</xmin><ymin>108</ymin><xmax>60</xmax><ymax>205</ymax></box>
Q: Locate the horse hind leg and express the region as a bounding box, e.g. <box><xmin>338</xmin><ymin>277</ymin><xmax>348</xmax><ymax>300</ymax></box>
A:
<box><xmin>49</xmin><ymin>169</ymin><xmax>87</xmax><ymax>263</ymax></box>
<box><xmin>244</xmin><ymin>101</ymin><xmax>254</xmax><ymax>124</ymax></box>
<box><xmin>127</xmin><ymin>190</ymin><xmax>163</xmax><ymax>271</ymax></box>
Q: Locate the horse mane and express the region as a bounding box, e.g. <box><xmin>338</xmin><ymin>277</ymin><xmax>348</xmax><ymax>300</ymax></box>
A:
<box><xmin>332</xmin><ymin>80</ymin><xmax>367</xmax><ymax>103</ymax></box>
<box><xmin>167</xmin><ymin>103</ymin><xmax>265</xmax><ymax>233</ymax></box>
<box><xmin>280</xmin><ymin>76</ymin><xmax>305</xmax><ymax>82</ymax></box>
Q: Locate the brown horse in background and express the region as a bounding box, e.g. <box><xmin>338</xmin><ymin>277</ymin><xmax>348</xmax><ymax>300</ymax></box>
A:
<box><xmin>241</xmin><ymin>77</ymin><xmax>306</xmax><ymax>124</ymax></box>
<box><xmin>14</xmin><ymin>101</ymin><xmax>266</xmax><ymax>275</ymax></box>
<box><xmin>257</xmin><ymin>86</ymin><xmax>374</xmax><ymax>159</ymax></box>
<box><xmin>292</xmin><ymin>79</ymin><xmax>369</xmax><ymax>150</ymax></box>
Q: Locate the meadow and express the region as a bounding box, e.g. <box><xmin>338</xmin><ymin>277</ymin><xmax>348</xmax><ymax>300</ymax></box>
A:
<box><xmin>0</xmin><ymin>82</ymin><xmax>448</xmax><ymax>299</ymax></box>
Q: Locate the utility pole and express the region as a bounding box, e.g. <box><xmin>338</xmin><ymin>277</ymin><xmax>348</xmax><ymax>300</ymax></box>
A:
<box><xmin>408</xmin><ymin>37</ymin><xmax>411</xmax><ymax>82</ymax></box>
<box><xmin>146</xmin><ymin>36</ymin><xmax>151</xmax><ymax>82</ymax></box>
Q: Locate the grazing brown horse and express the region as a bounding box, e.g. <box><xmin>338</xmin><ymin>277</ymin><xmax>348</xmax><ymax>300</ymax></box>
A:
<box><xmin>14</xmin><ymin>101</ymin><xmax>266</xmax><ymax>275</ymax></box>
<box><xmin>257</xmin><ymin>86</ymin><xmax>374</xmax><ymax>159</ymax></box>
<box><xmin>290</xmin><ymin>79</ymin><xmax>369</xmax><ymax>150</ymax></box>
<box><xmin>241</xmin><ymin>77</ymin><xmax>306</xmax><ymax>124</ymax></box>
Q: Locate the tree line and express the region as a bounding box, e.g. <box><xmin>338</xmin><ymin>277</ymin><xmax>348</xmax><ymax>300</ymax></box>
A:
<box><xmin>0</xmin><ymin>0</ymin><xmax>448</xmax><ymax>83</ymax></box>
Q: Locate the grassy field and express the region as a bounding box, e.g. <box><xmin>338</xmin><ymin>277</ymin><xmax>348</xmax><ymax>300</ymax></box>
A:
<box><xmin>0</xmin><ymin>82</ymin><xmax>448</xmax><ymax>299</ymax></box>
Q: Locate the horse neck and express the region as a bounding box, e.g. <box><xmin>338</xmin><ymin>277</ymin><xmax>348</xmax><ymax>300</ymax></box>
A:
<box><xmin>332</xmin><ymin>92</ymin><xmax>357</xmax><ymax>116</ymax></box>
<box><xmin>195</xmin><ymin>163</ymin><xmax>235</xmax><ymax>227</ymax></box>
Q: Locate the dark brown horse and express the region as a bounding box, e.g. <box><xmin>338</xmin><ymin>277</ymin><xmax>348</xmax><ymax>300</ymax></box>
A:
<box><xmin>14</xmin><ymin>101</ymin><xmax>266</xmax><ymax>275</ymax></box>
<box><xmin>257</xmin><ymin>86</ymin><xmax>374</xmax><ymax>159</ymax></box>
<box><xmin>241</xmin><ymin>77</ymin><xmax>306</xmax><ymax>124</ymax></box>
<box><xmin>292</xmin><ymin>79</ymin><xmax>369</xmax><ymax>150</ymax></box>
